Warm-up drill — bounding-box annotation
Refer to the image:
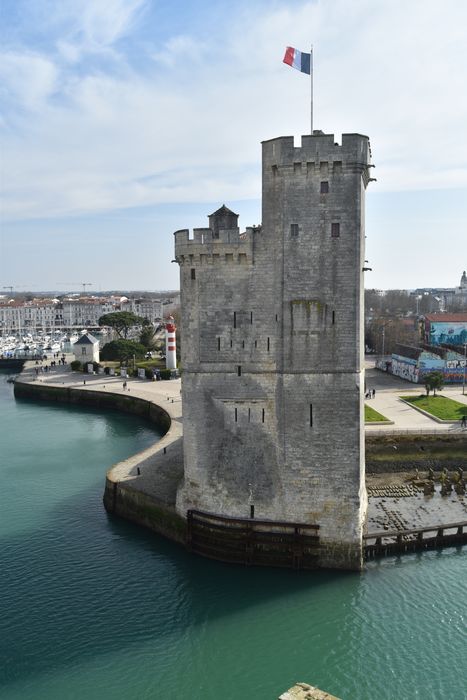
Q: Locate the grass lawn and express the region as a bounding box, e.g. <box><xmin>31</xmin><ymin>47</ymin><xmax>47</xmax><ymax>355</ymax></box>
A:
<box><xmin>400</xmin><ymin>394</ymin><xmax>467</xmax><ymax>421</ymax></box>
<box><xmin>365</xmin><ymin>405</ymin><xmax>389</xmax><ymax>422</ymax></box>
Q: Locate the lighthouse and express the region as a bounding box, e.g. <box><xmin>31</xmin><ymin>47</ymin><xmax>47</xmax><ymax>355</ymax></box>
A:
<box><xmin>165</xmin><ymin>316</ymin><xmax>177</xmax><ymax>370</ymax></box>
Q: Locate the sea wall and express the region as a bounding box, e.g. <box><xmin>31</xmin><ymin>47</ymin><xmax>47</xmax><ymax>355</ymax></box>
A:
<box><xmin>366</xmin><ymin>433</ymin><xmax>467</xmax><ymax>473</ymax></box>
<box><xmin>14</xmin><ymin>377</ymin><xmax>186</xmax><ymax>545</ymax></box>
<box><xmin>103</xmin><ymin>481</ymin><xmax>186</xmax><ymax>544</ymax></box>
<box><xmin>13</xmin><ymin>381</ymin><xmax>171</xmax><ymax>430</ymax></box>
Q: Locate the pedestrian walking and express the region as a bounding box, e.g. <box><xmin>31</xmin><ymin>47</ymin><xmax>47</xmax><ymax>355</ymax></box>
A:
<box><xmin>123</xmin><ymin>381</ymin><xmax>127</xmax><ymax>391</ymax></box>
<box><xmin>372</xmin><ymin>388</ymin><xmax>376</xmax><ymax>398</ymax></box>
<box><xmin>462</xmin><ymin>415</ymin><xmax>467</xmax><ymax>429</ymax></box>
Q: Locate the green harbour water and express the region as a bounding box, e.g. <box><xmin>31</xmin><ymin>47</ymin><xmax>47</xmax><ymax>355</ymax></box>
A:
<box><xmin>0</xmin><ymin>370</ymin><xmax>466</xmax><ymax>700</ymax></box>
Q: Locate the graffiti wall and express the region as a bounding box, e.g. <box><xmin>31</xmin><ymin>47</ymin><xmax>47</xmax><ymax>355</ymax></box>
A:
<box><xmin>428</xmin><ymin>321</ymin><xmax>467</xmax><ymax>346</ymax></box>
<box><xmin>418</xmin><ymin>366</ymin><xmax>466</xmax><ymax>384</ymax></box>
<box><xmin>391</xmin><ymin>352</ymin><xmax>467</xmax><ymax>384</ymax></box>
<box><xmin>391</xmin><ymin>355</ymin><xmax>419</xmax><ymax>383</ymax></box>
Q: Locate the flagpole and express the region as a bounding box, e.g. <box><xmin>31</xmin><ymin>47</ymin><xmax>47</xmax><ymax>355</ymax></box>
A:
<box><xmin>310</xmin><ymin>45</ymin><xmax>313</xmax><ymax>134</ymax></box>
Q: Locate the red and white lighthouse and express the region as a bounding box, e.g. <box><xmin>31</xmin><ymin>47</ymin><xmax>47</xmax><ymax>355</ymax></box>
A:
<box><xmin>165</xmin><ymin>316</ymin><xmax>177</xmax><ymax>370</ymax></box>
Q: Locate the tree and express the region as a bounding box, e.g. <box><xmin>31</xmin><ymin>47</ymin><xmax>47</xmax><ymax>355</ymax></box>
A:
<box><xmin>98</xmin><ymin>312</ymin><xmax>144</xmax><ymax>339</ymax></box>
<box><xmin>424</xmin><ymin>371</ymin><xmax>444</xmax><ymax>396</ymax></box>
<box><xmin>139</xmin><ymin>324</ymin><xmax>157</xmax><ymax>350</ymax></box>
<box><xmin>365</xmin><ymin>316</ymin><xmax>418</xmax><ymax>355</ymax></box>
<box><xmin>100</xmin><ymin>339</ymin><xmax>147</xmax><ymax>362</ymax></box>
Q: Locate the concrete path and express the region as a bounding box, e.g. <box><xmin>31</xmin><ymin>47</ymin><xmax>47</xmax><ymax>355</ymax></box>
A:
<box><xmin>364</xmin><ymin>364</ymin><xmax>467</xmax><ymax>434</ymax></box>
<box><xmin>20</xmin><ymin>357</ymin><xmax>182</xmax><ymax>406</ymax></box>
<box><xmin>17</xmin><ymin>358</ymin><xmax>467</xmax><ymax>437</ymax></box>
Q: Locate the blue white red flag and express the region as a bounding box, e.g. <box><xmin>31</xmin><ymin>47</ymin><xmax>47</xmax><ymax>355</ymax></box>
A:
<box><xmin>283</xmin><ymin>46</ymin><xmax>311</xmax><ymax>75</ymax></box>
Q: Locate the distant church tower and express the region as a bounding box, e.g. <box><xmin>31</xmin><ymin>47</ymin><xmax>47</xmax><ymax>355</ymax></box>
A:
<box><xmin>174</xmin><ymin>132</ymin><xmax>372</xmax><ymax>570</ymax></box>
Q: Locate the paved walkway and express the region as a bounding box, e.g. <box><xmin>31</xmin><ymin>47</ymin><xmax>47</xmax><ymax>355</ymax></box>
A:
<box><xmin>364</xmin><ymin>363</ymin><xmax>467</xmax><ymax>434</ymax></box>
<box><xmin>17</xmin><ymin>358</ymin><xmax>467</xmax><ymax>437</ymax></box>
<box><xmin>20</xmin><ymin>357</ymin><xmax>182</xmax><ymax>405</ymax></box>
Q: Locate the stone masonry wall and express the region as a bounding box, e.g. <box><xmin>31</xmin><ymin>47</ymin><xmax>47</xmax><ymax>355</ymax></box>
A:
<box><xmin>174</xmin><ymin>132</ymin><xmax>371</xmax><ymax>570</ymax></box>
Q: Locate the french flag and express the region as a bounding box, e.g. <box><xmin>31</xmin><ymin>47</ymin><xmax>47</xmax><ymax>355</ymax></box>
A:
<box><xmin>283</xmin><ymin>46</ymin><xmax>311</xmax><ymax>75</ymax></box>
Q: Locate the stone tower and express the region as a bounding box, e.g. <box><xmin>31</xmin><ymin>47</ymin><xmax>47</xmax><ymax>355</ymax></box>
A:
<box><xmin>174</xmin><ymin>132</ymin><xmax>372</xmax><ymax>570</ymax></box>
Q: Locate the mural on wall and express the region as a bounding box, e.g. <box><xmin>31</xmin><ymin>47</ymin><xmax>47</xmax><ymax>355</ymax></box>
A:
<box><xmin>446</xmin><ymin>359</ymin><xmax>467</xmax><ymax>369</ymax></box>
<box><xmin>428</xmin><ymin>322</ymin><xmax>467</xmax><ymax>346</ymax></box>
<box><xmin>391</xmin><ymin>356</ymin><xmax>419</xmax><ymax>383</ymax></box>
<box><xmin>418</xmin><ymin>367</ymin><xmax>466</xmax><ymax>384</ymax></box>
<box><xmin>390</xmin><ymin>353</ymin><xmax>466</xmax><ymax>384</ymax></box>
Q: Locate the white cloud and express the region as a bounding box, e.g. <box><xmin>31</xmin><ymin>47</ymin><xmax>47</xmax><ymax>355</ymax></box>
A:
<box><xmin>53</xmin><ymin>0</ymin><xmax>147</xmax><ymax>63</ymax></box>
<box><xmin>78</xmin><ymin>0</ymin><xmax>147</xmax><ymax>47</ymax></box>
<box><xmin>151</xmin><ymin>35</ymin><xmax>208</xmax><ymax>68</ymax></box>
<box><xmin>2</xmin><ymin>0</ymin><xmax>467</xmax><ymax>223</ymax></box>
<box><xmin>0</xmin><ymin>51</ymin><xmax>58</xmax><ymax>109</ymax></box>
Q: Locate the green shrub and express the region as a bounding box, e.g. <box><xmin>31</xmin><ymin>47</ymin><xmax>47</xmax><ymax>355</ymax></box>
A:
<box><xmin>104</xmin><ymin>366</ymin><xmax>110</xmax><ymax>375</ymax></box>
<box><xmin>70</xmin><ymin>360</ymin><xmax>82</xmax><ymax>371</ymax></box>
<box><xmin>160</xmin><ymin>368</ymin><xmax>172</xmax><ymax>380</ymax></box>
<box><xmin>100</xmin><ymin>339</ymin><xmax>147</xmax><ymax>362</ymax></box>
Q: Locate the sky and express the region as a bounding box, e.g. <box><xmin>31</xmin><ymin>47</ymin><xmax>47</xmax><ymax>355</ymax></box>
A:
<box><xmin>1</xmin><ymin>0</ymin><xmax>466</xmax><ymax>293</ymax></box>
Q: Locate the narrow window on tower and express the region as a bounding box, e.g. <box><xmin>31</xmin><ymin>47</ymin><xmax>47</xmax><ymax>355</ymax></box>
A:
<box><xmin>262</xmin><ymin>408</ymin><xmax>265</xmax><ymax>423</ymax></box>
<box><xmin>310</xmin><ymin>404</ymin><xmax>313</xmax><ymax>427</ymax></box>
<box><xmin>237</xmin><ymin>365</ymin><xmax>242</xmax><ymax>376</ymax></box>
<box><xmin>191</xmin><ymin>268</ymin><xmax>196</xmax><ymax>279</ymax></box>
<box><xmin>233</xmin><ymin>311</ymin><xmax>237</xmax><ymax>328</ymax></box>
<box><xmin>250</xmin><ymin>311</ymin><xmax>253</xmax><ymax>324</ymax></box>
<box><xmin>254</xmin><ymin>340</ymin><xmax>257</xmax><ymax>349</ymax></box>
<box><xmin>332</xmin><ymin>310</ymin><xmax>335</xmax><ymax>325</ymax></box>
<box><xmin>290</xmin><ymin>223</ymin><xmax>299</xmax><ymax>238</ymax></box>
<box><xmin>242</xmin><ymin>340</ymin><xmax>245</xmax><ymax>349</ymax></box>
<box><xmin>235</xmin><ymin>407</ymin><xmax>238</xmax><ymax>422</ymax></box>
<box><xmin>331</xmin><ymin>222</ymin><xmax>340</xmax><ymax>238</ymax></box>
<box><xmin>217</xmin><ymin>337</ymin><xmax>221</xmax><ymax>351</ymax></box>
<box><xmin>320</xmin><ymin>181</ymin><xmax>329</xmax><ymax>194</ymax></box>
<box><xmin>248</xmin><ymin>408</ymin><xmax>251</xmax><ymax>423</ymax></box>
<box><xmin>267</xmin><ymin>337</ymin><xmax>270</xmax><ymax>351</ymax></box>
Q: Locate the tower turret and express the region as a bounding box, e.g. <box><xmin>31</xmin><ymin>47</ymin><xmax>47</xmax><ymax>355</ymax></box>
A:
<box><xmin>208</xmin><ymin>205</ymin><xmax>239</xmax><ymax>238</ymax></box>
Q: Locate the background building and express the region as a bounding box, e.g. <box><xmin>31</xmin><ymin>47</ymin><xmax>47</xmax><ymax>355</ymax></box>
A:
<box><xmin>424</xmin><ymin>313</ymin><xmax>467</xmax><ymax>346</ymax></box>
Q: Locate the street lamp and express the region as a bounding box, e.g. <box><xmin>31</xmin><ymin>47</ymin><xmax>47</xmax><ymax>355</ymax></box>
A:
<box><xmin>463</xmin><ymin>343</ymin><xmax>466</xmax><ymax>396</ymax></box>
<box><xmin>380</xmin><ymin>320</ymin><xmax>392</xmax><ymax>361</ymax></box>
<box><xmin>416</xmin><ymin>294</ymin><xmax>422</xmax><ymax>316</ymax></box>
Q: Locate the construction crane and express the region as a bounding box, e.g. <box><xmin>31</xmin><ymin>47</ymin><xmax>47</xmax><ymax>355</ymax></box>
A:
<box><xmin>56</xmin><ymin>282</ymin><xmax>94</xmax><ymax>294</ymax></box>
<box><xmin>2</xmin><ymin>285</ymin><xmax>29</xmax><ymax>294</ymax></box>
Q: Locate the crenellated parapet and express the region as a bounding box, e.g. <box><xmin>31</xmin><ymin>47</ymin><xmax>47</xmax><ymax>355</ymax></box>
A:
<box><xmin>174</xmin><ymin>226</ymin><xmax>256</xmax><ymax>266</ymax></box>
<box><xmin>262</xmin><ymin>132</ymin><xmax>372</xmax><ymax>186</ymax></box>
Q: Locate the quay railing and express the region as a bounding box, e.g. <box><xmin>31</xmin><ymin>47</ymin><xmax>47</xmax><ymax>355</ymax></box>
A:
<box><xmin>187</xmin><ymin>509</ymin><xmax>320</xmax><ymax>569</ymax></box>
<box><xmin>365</xmin><ymin>427</ymin><xmax>466</xmax><ymax>435</ymax></box>
<box><xmin>364</xmin><ymin>520</ymin><xmax>467</xmax><ymax>559</ymax></box>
